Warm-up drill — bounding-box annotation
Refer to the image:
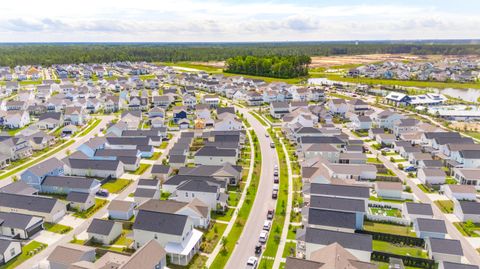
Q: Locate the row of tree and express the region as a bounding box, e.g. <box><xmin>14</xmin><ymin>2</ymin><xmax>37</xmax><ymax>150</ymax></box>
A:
<box><xmin>0</xmin><ymin>42</ymin><xmax>479</xmax><ymax>66</ymax></box>
<box><xmin>224</xmin><ymin>55</ymin><xmax>311</xmax><ymax>78</ymax></box>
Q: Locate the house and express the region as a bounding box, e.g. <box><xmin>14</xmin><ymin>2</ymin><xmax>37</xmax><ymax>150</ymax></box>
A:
<box><xmin>246</xmin><ymin>91</ymin><xmax>263</xmax><ymax>106</ymax></box>
<box><xmin>375</xmin><ymin>133</ymin><xmax>395</xmax><ymax>147</ymax></box>
<box><xmin>439</xmin><ymin>261</ymin><xmax>479</xmax><ymax>269</ymax></box>
<box><xmin>66</xmin><ymin>192</ymin><xmax>95</xmax><ymax>211</ymax></box>
<box><xmin>178</xmin><ymin>163</ymin><xmax>243</xmax><ymax>185</ymax></box>
<box><xmin>36</xmin><ymin>112</ymin><xmax>63</xmax><ymax>130</ymax></box>
<box><xmin>94</xmin><ymin>148</ymin><xmax>141</xmax><ymax>171</ymax></box>
<box><xmin>373</xmin><ymin>110</ymin><xmax>403</xmax><ymax>129</ymax></box>
<box><xmin>20</xmin><ymin>157</ymin><xmax>65</xmax><ymax>189</ymax></box>
<box><xmin>285</xmin><ymin>242</ymin><xmax>376</xmax><ymax>269</ymax></box>
<box><xmin>0</xmin><ymin>212</ymin><xmax>43</xmax><ymax>239</ymax></box>
<box><xmin>41</xmin><ymin>176</ymin><xmax>101</xmax><ymax>195</ymax></box>
<box><xmin>214</xmin><ymin>115</ymin><xmax>243</xmax><ymax>131</ymax></box>
<box><xmin>413</xmin><ymin>218</ymin><xmax>447</xmax><ymax>239</ymax></box>
<box><xmin>393</xmin><ymin>118</ymin><xmax>419</xmax><ymax>137</ymax></box>
<box><xmin>403</xmin><ymin>202</ymin><xmax>433</xmax><ymax>221</ymax></box>
<box><xmin>169</xmin><ymin>155</ymin><xmax>187</xmax><ymax>169</ymax></box>
<box><xmin>0</xmin><ymin>192</ymin><xmax>66</xmax><ymax>222</ymax></box>
<box><xmin>0</xmin><ymin>136</ymin><xmax>32</xmax><ymax>161</ymax></box>
<box><xmin>172</xmin><ymin>106</ymin><xmax>188</xmax><ymax>124</ymax></box>
<box><xmin>47</xmin><ymin>244</ymin><xmax>96</xmax><ymax>269</ymax></box>
<box><xmin>305</xmin><ymin>208</ymin><xmax>361</xmax><ymax>232</ymax></box>
<box><xmin>270</xmin><ymin>102</ymin><xmax>290</xmax><ymax>119</ymax></box>
<box><xmin>452</xmin><ymin>168</ymin><xmax>480</xmax><ymax>190</ymax></box>
<box><xmin>87</xmin><ymin>218</ymin><xmax>123</xmax><ymax>245</ymax></box>
<box><xmin>426</xmin><ymin>237</ymin><xmax>463</xmax><ymax>263</ymax></box>
<box><xmin>3</xmin><ymin>110</ymin><xmax>30</xmax><ymax>129</ymax></box>
<box><xmin>348</xmin><ymin>99</ymin><xmax>369</xmax><ymax>115</ymax></box>
<box><xmin>298</xmin><ymin>227</ymin><xmax>372</xmax><ymax>262</ymax></box>
<box><xmin>418</xmin><ymin>168</ymin><xmax>446</xmax><ymax>185</ymax></box>
<box><xmin>134</xmin><ymin>179</ymin><xmax>161</xmax><ymax>204</ymax></box>
<box><xmin>375</xmin><ymin>181</ymin><xmax>403</xmax><ymax>200</ymax></box>
<box><xmin>118</xmin><ymin>240</ymin><xmax>167</xmax><ymax>269</ymax></box>
<box><xmin>441</xmin><ymin>184</ymin><xmax>477</xmax><ymax>201</ymax></box>
<box><xmin>350</xmin><ymin>115</ymin><xmax>372</xmax><ymax>131</ymax></box>
<box><xmin>133</xmin><ymin>210</ymin><xmax>202</xmax><ymax>266</ymax></box>
<box><xmin>64</xmin><ymin>106</ymin><xmax>87</xmax><ymax>126</ymax></box>
<box><xmin>151</xmin><ymin>165</ymin><xmax>172</xmax><ymax>181</ymax></box>
<box><xmin>107</xmin><ymin>200</ymin><xmax>136</xmax><ymax>220</ymax></box>
<box><xmin>328</xmin><ymin>99</ymin><xmax>348</xmax><ymax>115</ymax></box>
<box><xmin>308</xmin><ymin>183</ymin><xmax>370</xmax><ymax>201</ymax></box>
<box><xmin>0</xmin><ymin>239</ymin><xmax>21</xmax><ymax>265</ymax></box>
<box><xmin>194</xmin><ymin>146</ymin><xmax>237</xmax><ymax>165</ymax></box>
<box><xmin>63</xmin><ymin>158</ymin><xmax>124</xmax><ymax>179</ymax></box>
<box><xmin>201</xmin><ymin>95</ymin><xmax>220</xmax><ymax>108</ymax></box>
<box><xmin>0</xmin><ymin>181</ymin><xmax>37</xmax><ymax>196</ymax></box>
<box><xmin>137</xmin><ymin>199</ymin><xmax>210</xmax><ymax>229</ymax></box>
<box><xmin>453</xmin><ymin>200</ymin><xmax>480</xmax><ymax>222</ymax></box>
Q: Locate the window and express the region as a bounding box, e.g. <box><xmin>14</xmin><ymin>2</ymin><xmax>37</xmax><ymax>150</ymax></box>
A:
<box><xmin>154</xmin><ymin>234</ymin><xmax>158</xmax><ymax>239</ymax></box>
<box><xmin>10</xmin><ymin>248</ymin><xmax>15</xmax><ymax>256</ymax></box>
<box><xmin>192</xmin><ymin>193</ymin><xmax>195</xmax><ymax>197</ymax></box>
<box><xmin>185</xmin><ymin>192</ymin><xmax>188</xmax><ymax>197</ymax></box>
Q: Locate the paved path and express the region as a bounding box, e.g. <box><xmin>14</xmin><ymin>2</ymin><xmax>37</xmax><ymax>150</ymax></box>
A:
<box><xmin>205</xmin><ymin>123</ymin><xmax>255</xmax><ymax>267</ymax></box>
<box><xmin>343</xmin><ymin>127</ymin><xmax>480</xmax><ymax>265</ymax></box>
<box><xmin>225</xmin><ymin>106</ymin><xmax>278</xmax><ymax>269</ymax></box>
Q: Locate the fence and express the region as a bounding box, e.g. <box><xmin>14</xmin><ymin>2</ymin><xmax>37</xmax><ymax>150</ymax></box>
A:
<box><xmin>371</xmin><ymin>251</ymin><xmax>434</xmax><ymax>269</ymax></box>
<box><xmin>365</xmin><ymin>214</ymin><xmax>411</xmax><ymax>226</ymax></box>
<box><xmin>357</xmin><ymin>230</ymin><xmax>424</xmax><ymax>247</ymax></box>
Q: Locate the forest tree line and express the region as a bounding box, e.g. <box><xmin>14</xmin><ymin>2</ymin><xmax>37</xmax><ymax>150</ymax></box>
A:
<box><xmin>224</xmin><ymin>55</ymin><xmax>311</xmax><ymax>78</ymax></box>
<box><xmin>0</xmin><ymin>42</ymin><xmax>480</xmax><ymax>66</ymax></box>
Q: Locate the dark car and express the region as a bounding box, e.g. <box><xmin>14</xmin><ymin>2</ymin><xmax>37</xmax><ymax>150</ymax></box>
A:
<box><xmin>255</xmin><ymin>244</ymin><xmax>262</xmax><ymax>255</ymax></box>
<box><xmin>267</xmin><ymin>209</ymin><xmax>274</xmax><ymax>220</ymax></box>
<box><xmin>96</xmin><ymin>189</ymin><xmax>109</xmax><ymax>197</ymax></box>
<box><xmin>404</xmin><ymin>166</ymin><xmax>417</xmax><ymax>172</ymax></box>
<box><xmin>270</xmin><ymin>142</ymin><xmax>275</xmax><ymax>148</ymax></box>
<box><xmin>272</xmin><ymin>189</ymin><xmax>278</xmax><ymax>199</ymax></box>
<box><xmin>273</xmin><ymin>175</ymin><xmax>279</xmax><ymax>184</ymax></box>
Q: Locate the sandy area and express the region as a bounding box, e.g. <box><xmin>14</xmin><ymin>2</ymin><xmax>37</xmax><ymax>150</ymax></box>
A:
<box><xmin>450</xmin><ymin>122</ymin><xmax>480</xmax><ymax>132</ymax></box>
<box><xmin>309</xmin><ymin>54</ymin><xmax>442</xmax><ymax>68</ymax></box>
<box><xmin>190</xmin><ymin>61</ymin><xmax>225</xmax><ymax>68</ymax></box>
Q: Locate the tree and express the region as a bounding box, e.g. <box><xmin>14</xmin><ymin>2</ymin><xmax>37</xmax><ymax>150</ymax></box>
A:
<box><xmin>220</xmin><ymin>236</ymin><xmax>228</xmax><ymax>251</ymax></box>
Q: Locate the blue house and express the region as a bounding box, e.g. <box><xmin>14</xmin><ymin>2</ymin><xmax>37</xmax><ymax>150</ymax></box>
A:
<box><xmin>173</xmin><ymin>107</ymin><xmax>187</xmax><ymax>124</ymax></box>
<box><xmin>77</xmin><ymin>137</ymin><xmax>107</xmax><ymax>158</ymax></box>
<box><xmin>20</xmin><ymin>158</ymin><xmax>65</xmax><ymax>189</ymax></box>
<box><xmin>40</xmin><ymin>176</ymin><xmax>101</xmax><ymax>195</ymax></box>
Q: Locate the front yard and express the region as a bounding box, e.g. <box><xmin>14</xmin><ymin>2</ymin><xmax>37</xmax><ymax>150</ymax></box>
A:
<box><xmin>102</xmin><ymin>178</ymin><xmax>132</xmax><ymax>193</ymax></box>
<box><xmin>131</xmin><ymin>163</ymin><xmax>152</xmax><ymax>175</ymax></box>
<box><xmin>434</xmin><ymin>200</ymin><xmax>454</xmax><ymax>213</ymax></box>
<box><xmin>2</xmin><ymin>241</ymin><xmax>47</xmax><ymax>269</ymax></box>
<box><xmin>373</xmin><ymin>240</ymin><xmax>428</xmax><ymax>258</ymax></box>
<box><xmin>72</xmin><ymin>198</ymin><xmax>108</xmax><ymax>219</ymax></box>
<box><xmin>454</xmin><ymin>221</ymin><xmax>480</xmax><ymax>237</ymax></box>
<box><xmin>43</xmin><ymin>222</ymin><xmax>72</xmax><ymax>234</ymax></box>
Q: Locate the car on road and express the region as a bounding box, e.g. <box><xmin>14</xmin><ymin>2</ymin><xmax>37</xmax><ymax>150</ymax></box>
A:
<box><xmin>259</xmin><ymin>231</ymin><xmax>268</xmax><ymax>243</ymax></box>
<box><xmin>404</xmin><ymin>166</ymin><xmax>417</xmax><ymax>172</ymax></box>
<box><xmin>96</xmin><ymin>189</ymin><xmax>109</xmax><ymax>197</ymax></box>
<box><xmin>273</xmin><ymin>175</ymin><xmax>279</xmax><ymax>183</ymax></box>
<box><xmin>263</xmin><ymin>220</ymin><xmax>271</xmax><ymax>231</ymax></box>
<box><xmin>270</xmin><ymin>142</ymin><xmax>275</xmax><ymax>148</ymax></box>
<box><xmin>267</xmin><ymin>209</ymin><xmax>274</xmax><ymax>220</ymax></box>
<box><xmin>272</xmin><ymin>184</ymin><xmax>279</xmax><ymax>199</ymax></box>
<box><xmin>246</xmin><ymin>256</ymin><xmax>258</xmax><ymax>269</ymax></box>
<box><xmin>255</xmin><ymin>244</ymin><xmax>262</xmax><ymax>255</ymax></box>
<box><xmin>265</xmin><ymin>133</ymin><xmax>269</xmax><ymax>138</ymax></box>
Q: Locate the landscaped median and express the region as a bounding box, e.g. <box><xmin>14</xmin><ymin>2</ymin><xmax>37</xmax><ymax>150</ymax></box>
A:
<box><xmin>258</xmin><ymin>128</ymin><xmax>289</xmax><ymax>269</ymax></box>
<box><xmin>209</xmin><ymin>129</ymin><xmax>261</xmax><ymax>268</ymax></box>
<box><xmin>77</xmin><ymin>118</ymin><xmax>102</xmax><ymax>137</ymax></box>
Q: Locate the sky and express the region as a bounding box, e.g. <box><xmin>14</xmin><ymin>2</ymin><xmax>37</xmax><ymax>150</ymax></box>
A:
<box><xmin>1</xmin><ymin>0</ymin><xmax>479</xmax><ymax>42</ymax></box>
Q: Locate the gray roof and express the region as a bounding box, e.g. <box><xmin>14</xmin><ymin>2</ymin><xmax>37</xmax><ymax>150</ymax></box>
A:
<box><xmin>106</xmin><ymin>137</ymin><xmax>150</xmax><ymax>146</ymax></box>
<box><xmin>122</xmin><ymin>130</ymin><xmax>160</xmax><ymax>137</ymax></box>
<box><xmin>424</xmin><ymin>132</ymin><xmax>461</xmax><ymax>139</ymax></box>
<box><xmin>66</xmin><ymin>191</ymin><xmax>91</xmax><ymax>203</ymax></box>
<box><xmin>310</xmin><ymin>183</ymin><xmax>370</xmax><ymax>199</ymax></box>
<box><xmin>133</xmin><ymin>210</ymin><xmax>188</xmax><ymax>235</ymax></box>
<box><xmin>177</xmin><ymin>180</ymin><xmax>218</xmax><ymax>193</ymax></box>
<box><xmin>405</xmin><ymin>202</ymin><xmax>433</xmax><ymax>216</ymax></box>
<box><xmin>195</xmin><ymin>146</ymin><xmax>237</xmax><ymax>157</ymax></box>
<box><xmin>308</xmin><ymin>208</ymin><xmax>357</xmax><ymax>229</ymax></box>
<box><xmin>169</xmin><ymin>155</ymin><xmax>186</xmax><ymax>164</ymax></box>
<box><xmin>134</xmin><ymin>188</ymin><xmax>157</xmax><ymax>198</ymax></box>
<box><xmin>309</xmin><ymin>196</ymin><xmax>366</xmax><ymax>213</ymax></box>
<box><xmin>0</xmin><ymin>239</ymin><xmax>16</xmax><ymax>254</ymax></box>
<box><xmin>428</xmin><ymin>238</ymin><xmax>463</xmax><ymax>256</ymax></box>
<box><xmin>26</xmin><ymin>157</ymin><xmax>64</xmax><ymax>177</ymax></box>
<box><xmin>300</xmin><ymin>136</ymin><xmax>345</xmax><ymax>145</ymax></box>
<box><xmin>87</xmin><ymin>218</ymin><xmax>116</xmax><ymax>236</ymax></box>
<box><xmin>0</xmin><ymin>212</ymin><xmax>43</xmax><ymax>230</ymax></box>
<box><xmin>164</xmin><ymin>175</ymin><xmax>226</xmax><ymax>189</ymax></box>
<box><xmin>94</xmin><ymin>149</ymin><xmax>139</xmax><ymax>157</ymax></box>
<box><xmin>0</xmin><ymin>193</ymin><xmax>59</xmax><ymax>213</ymax></box>
<box><xmin>42</xmin><ymin>176</ymin><xmax>99</xmax><ymax>190</ymax></box>
<box><xmin>65</xmin><ymin>158</ymin><xmax>121</xmax><ymax>171</ymax></box>
<box><xmin>434</xmin><ymin>137</ymin><xmax>473</xmax><ymax>146</ymax></box>
<box><xmin>457</xmin><ymin>201</ymin><xmax>480</xmax><ymax>215</ymax></box>
<box><xmin>459</xmin><ymin>150</ymin><xmax>480</xmax><ymax>159</ymax></box>
<box><xmin>303</xmin><ymin>227</ymin><xmax>372</xmax><ymax>252</ymax></box>
<box><xmin>441</xmin><ymin>261</ymin><xmax>479</xmax><ymax>269</ymax></box>
<box><xmin>138</xmin><ymin>179</ymin><xmax>159</xmax><ymax>187</ymax></box>
<box><xmin>416</xmin><ymin>218</ymin><xmax>447</xmax><ymax>234</ymax></box>
<box><xmin>0</xmin><ymin>181</ymin><xmax>37</xmax><ymax>195</ymax></box>
<box><xmin>178</xmin><ymin>164</ymin><xmax>242</xmax><ymax>178</ymax></box>
<box><xmin>151</xmin><ymin>165</ymin><xmax>171</xmax><ymax>174</ymax></box>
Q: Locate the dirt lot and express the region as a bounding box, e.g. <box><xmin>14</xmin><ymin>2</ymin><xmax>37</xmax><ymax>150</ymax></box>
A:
<box><xmin>190</xmin><ymin>61</ymin><xmax>225</xmax><ymax>68</ymax></box>
<box><xmin>309</xmin><ymin>54</ymin><xmax>442</xmax><ymax>68</ymax></box>
<box><xmin>450</xmin><ymin>122</ymin><xmax>480</xmax><ymax>132</ymax></box>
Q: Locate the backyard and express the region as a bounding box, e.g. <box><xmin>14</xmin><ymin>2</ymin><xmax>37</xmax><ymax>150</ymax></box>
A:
<box><xmin>363</xmin><ymin>221</ymin><xmax>416</xmax><ymax>237</ymax></box>
<box><xmin>102</xmin><ymin>178</ymin><xmax>132</xmax><ymax>193</ymax></box>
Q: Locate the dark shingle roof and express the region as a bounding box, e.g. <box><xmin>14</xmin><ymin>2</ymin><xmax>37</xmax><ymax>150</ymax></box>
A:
<box><xmin>458</xmin><ymin>201</ymin><xmax>480</xmax><ymax>215</ymax></box>
<box><xmin>65</xmin><ymin>158</ymin><xmax>120</xmax><ymax>171</ymax></box>
<box><xmin>428</xmin><ymin>238</ymin><xmax>463</xmax><ymax>256</ymax></box>
<box><xmin>195</xmin><ymin>146</ymin><xmax>237</xmax><ymax>157</ymax></box>
<box><xmin>0</xmin><ymin>212</ymin><xmax>42</xmax><ymax>230</ymax></box>
<box><xmin>308</xmin><ymin>208</ymin><xmax>357</xmax><ymax>229</ymax></box>
<box><xmin>405</xmin><ymin>203</ymin><xmax>433</xmax><ymax>216</ymax></box>
<box><xmin>0</xmin><ymin>193</ymin><xmax>59</xmax><ymax>213</ymax></box>
<box><xmin>66</xmin><ymin>191</ymin><xmax>91</xmax><ymax>203</ymax></box>
<box><xmin>441</xmin><ymin>261</ymin><xmax>479</xmax><ymax>269</ymax></box>
<box><xmin>42</xmin><ymin>176</ymin><xmax>98</xmax><ymax>190</ymax></box>
<box><xmin>133</xmin><ymin>210</ymin><xmax>188</xmax><ymax>236</ymax></box>
<box><xmin>177</xmin><ymin>180</ymin><xmax>218</xmax><ymax>193</ymax></box>
<box><xmin>151</xmin><ymin>165</ymin><xmax>171</xmax><ymax>174</ymax></box>
<box><xmin>134</xmin><ymin>188</ymin><xmax>157</xmax><ymax>198</ymax></box>
<box><xmin>304</xmin><ymin>227</ymin><xmax>372</xmax><ymax>252</ymax></box>
<box><xmin>309</xmin><ymin>196</ymin><xmax>366</xmax><ymax>213</ymax></box>
<box><xmin>416</xmin><ymin>218</ymin><xmax>447</xmax><ymax>234</ymax></box>
<box><xmin>310</xmin><ymin>183</ymin><xmax>370</xmax><ymax>199</ymax></box>
<box><xmin>87</xmin><ymin>218</ymin><xmax>116</xmax><ymax>236</ymax></box>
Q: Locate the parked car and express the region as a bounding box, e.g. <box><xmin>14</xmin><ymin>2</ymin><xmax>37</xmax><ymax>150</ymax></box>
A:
<box><xmin>259</xmin><ymin>231</ymin><xmax>268</xmax><ymax>243</ymax></box>
<box><xmin>272</xmin><ymin>184</ymin><xmax>279</xmax><ymax>199</ymax></box>
<box><xmin>404</xmin><ymin>166</ymin><xmax>417</xmax><ymax>172</ymax></box>
<box><xmin>246</xmin><ymin>256</ymin><xmax>258</xmax><ymax>269</ymax></box>
<box><xmin>263</xmin><ymin>220</ymin><xmax>271</xmax><ymax>231</ymax></box>
<box><xmin>265</xmin><ymin>133</ymin><xmax>269</xmax><ymax>138</ymax></box>
<box><xmin>96</xmin><ymin>189</ymin><xmax>109</xmax><ymax>197</ymax></box>
<box><xmin>255</xmin><ymin>244</ymin><xmax>262</xmax><ymax>255</ymax></box>
<box><xmin>267</xmin><ymin>209</ymin><xmax>274</xmax><ymax>220</ymax></box>
<box><xmin>273</xmin><ymin>175</ymin><xmax>279</xmax><ymax>183</ymax></box>
<box><xmin>270</xmin><ymin>142</ymin><xmax>275</xmax><ymax>148</ymax></box>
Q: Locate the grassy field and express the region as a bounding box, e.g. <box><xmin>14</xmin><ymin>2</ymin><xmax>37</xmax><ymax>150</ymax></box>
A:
<box><xmin>373</xmin><ymin>240</ymin><xmax>428</xmax><ymax>258</ymax></box>
<box><xmin>1</xmin><ymin>241</ymin><xmax>47</xmax><ymax>269</ymax></box>
<box><xmin>43</xmin><ymin>223</ymin><xmax>72</xmax><ymax>234</ymax></box>
<box><xmin>454</xmin><ymin>222</ymin><xmax>480</xmax><ymax>237</ymax></box>
<box><xmin>131</xmin><ymin>163</ymin><xmax>151</xmax><ymax>175</ymax></box>
<box><xmin>434</xmin><ymin>200</ymin><xmax>454</xmax><ymax>213</ymax></box>
<box><xmin>312</xmin><ymin>72</ymin><xmax>480</xmax><ymax>89</ymax></box>
<box><xmin>364</xmin><ymin>221</ymin><xmax>416</xmax><ymax>237</ymax></box>
<box><xmin>102</xmin><ymin>178</ymin><xmax>132</xmax><ymax>193</ymax></box>
<box><xmin>77</xmin><ymin>118</ymin><xmax>101</xmax><ymax>137</ymax></box>
<box><xmin>73</xmin><ymin>199</ymin><xmax>108</xmax><ymax>219</ymax></box>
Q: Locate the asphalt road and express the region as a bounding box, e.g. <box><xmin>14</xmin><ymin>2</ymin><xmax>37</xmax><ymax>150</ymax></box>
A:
<box><xmin>345</xmin><ymin>128</ymin><xmax>480</xmax><ymax>265</ymax></box>
<box><xmin>226</xmin><ymin>106</ymin><xmax>278</xmax><ymax>269</ymax></box>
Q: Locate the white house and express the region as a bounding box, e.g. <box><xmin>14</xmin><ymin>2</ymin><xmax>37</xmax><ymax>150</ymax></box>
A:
<box><xmin>417</xmin><ymin>168</ymin><xmax>446</xmax><ymax>185</ymax></box>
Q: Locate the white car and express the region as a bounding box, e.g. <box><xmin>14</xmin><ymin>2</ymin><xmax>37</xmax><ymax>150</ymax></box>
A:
<box><xmin>246</xmin><ymin>256</ymin><xmax>258</xmax><ymax>269</ymax></box>
<box><xmin>263</xmin><ymin>220</ymin><xmax>271</xmax><ymax>231</ymax></box>
<box><xmin>259</xmin><ymin>230</ymin><xmax>268</xmax><ymax>243</ymax></box>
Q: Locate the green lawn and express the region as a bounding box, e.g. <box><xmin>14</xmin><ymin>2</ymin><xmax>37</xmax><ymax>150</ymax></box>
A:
<box><xmin>373</xmin><ymin>240</ymin><xmax>428</xmax><ymax>258</ymax></box>
<box><xmin>287</xmin><ymin>225</ymin><xmax>299</xmax><ymax>240</ymax></box>
<box><xmin>282</xmin><ymin>242</ymin><xmax>296</xmax><ymax>258</ymax></box>
<box><xmin>1</xmin><ymin>241</ymin><xmax>47</xmax><ymax>269</ymax></box>
<box><xmin>131</xmin><ymin>163</ymin><xmax>151</xmax><ymax>175</ymax></box>
<box><xmin>434</xmin><ymin>200</ymin><xmax>454</xmax><ymax>213</ymax></box>
<box><xmin>249</xmin><ymin>111</ymin><xmax>268</xmax><ymax>126</ymax></box>
<box><xmin>72</xmin><ymin>199</ymin><xmax>108</xmax><ymax>219</ymax></box>
<box><xmin>374</xmin><ymin>261</ymin><xmax>424</xmax><ymax>269</ymax></box>
<box><xmin>367</xmin><ymin>157</ymin><xmax>382</xmax><ymax>164</ymax></box>
<box><xmin>227</xmin><ymin>191</ymin><xmax>240</xmax><ymax>207</ymax></box>
<box><xmin>364</xmin><ymin>221</ymin><xmax>416</xmax><ymax>237</ymax></box>
<box><xmin>102</xmin><ymin>178</ymin><xmax>132</xmax><ymax>193</ymax></box>
<box><xmin>78</xmin><ymin>118</ymin><xmax>101</xmax><ymax>137</ymax></box>
<box><xmin>417</xmin><ymin>184</ymin><xmax>434</xmax><ymax>193</ymax></box>
<box><xmin>159</xmin><ymin>141</ymin><xmax>169</xmax><ymax>149</ymax></box>
<box><xmin>211</xmin><ymin>208</ymin><xmax>235</xmax><ymax>222</ymax></box>
<box><xmin>369</xmin><ymin>196</ymin><xmax>410</xmax><ymax>204</ymax></box>
<box><xmin>370</xmin><ymin>207</ymin><xmax>402</xmax><ymax>217</ymax></box>
<box><xmin>43</xmin><ymin>222</ymin><xmax>72</xmax><ymax>234</ymax></box>
<box><xmin>148</xmin><ymin>152</ymin><xmax>162</xmax><ymax>160</ymax></box>
<box><xmin>201</xmin><ymin>222</ymin><xmax>228</xmax><ymax>253</ymax></box>
<box><xmin>453</xmin><ymin>222</ymin><xmax>480</xmax><ymax>237</ymax></box>
<box><xmin>168</xmin><ymin>254</ymin><xmax>207</xmax><ymax>269</ymax></box>
<box><xmin>111</xmin><ymin>230</ymin><xmax>134</xmax><ymax>247</ymax></box>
